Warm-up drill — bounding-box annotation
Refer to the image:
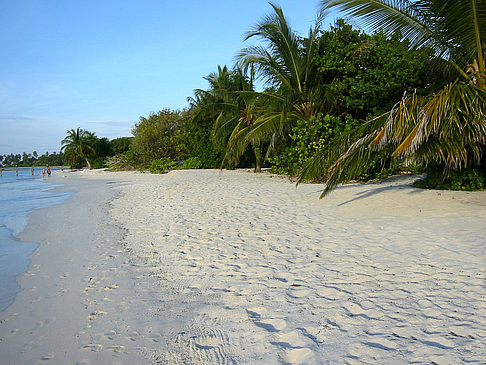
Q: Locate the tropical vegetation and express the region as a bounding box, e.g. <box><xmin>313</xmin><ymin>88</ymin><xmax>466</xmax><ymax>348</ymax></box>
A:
<box><xmin>310</xmin><ymin>0</ymin><xmax>486</xmax><ymax>195</ymax></box>
<box><xmin>0</xmin><ymin>151</ymin><xmax>64</xmax><ymax>168</ymax></box>
<box><xmin>59</xmin><ymin>127</ymin><xmax>133</xmax><ymax>169</ymax></box>
<box><xmin>22</xmin><ymin>0</ymin><xmax>483</xmax><ymax>194</ymax></box>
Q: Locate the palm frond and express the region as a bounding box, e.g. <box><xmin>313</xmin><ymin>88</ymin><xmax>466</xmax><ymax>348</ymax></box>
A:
<box><xmin>320</xmin><ymin>0</ymin><xmax>444</xmax><ymax>51</ymax></box>
<box><xmin>319</xmin><ymin>81</ymin><xmax>486</xmax><ymax>196</ymax></box>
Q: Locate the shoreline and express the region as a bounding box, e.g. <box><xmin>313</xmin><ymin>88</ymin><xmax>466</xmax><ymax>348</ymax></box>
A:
<box><xmin>0</xmin><ymin>169</ymin><xmax>485</xmax><ymax>364</ymax></box>
<box><xmin>0</xmin><ymin>173</ymin><xmax>71</xmax><ymax>314</ymax></box>
<box><xmin>0</xmin><ymin>171</ymin><xmax>144</xmax><ymax>364</ymax></box>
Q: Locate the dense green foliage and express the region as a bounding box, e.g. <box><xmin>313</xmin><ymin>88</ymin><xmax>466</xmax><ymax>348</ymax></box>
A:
<box><xmin>149</xmin><ymin>157</ymin><xmax>179</xmax><ymax>173</ymax></box>
<box><xmin>59</xmin><ymin>128</ymin><xmax>133</xmax><ymax>169</ymax></box>
<box><xmin>45</xmin><ymin>1</ymin><xmax>486</xmax><ymax>194</ymax></box>
<box><xmin>269</xmin><ymin>114</ymin><xmax>358</xmax><ymax>176</ymax></box>
<box><xmin>227</xmin><ymin>4</ymin><xmax>331</xmax><ymax>167</ymax></box>
<box><xmin>316</xmin><ymin>20</ymin><xmax>435</xmax><ymax>118</ymax></box>
<box><xmin>315</xmin><ymin>0</ymin><xmax>486</xmax><ymax>195</ymax></box>
<box><xmin>61</xmin><ymin>128</ymin><xmax>97</xmax><ymax>169</ymax></box>
<box><xmin>414</xmin><ymin>164</ymin><xmax>486</xmax><ymax>191</ymax></box>
<box><xmin>268</xmin><ymin>18</ymin><xmax>434</xmax><ymax>178</ymax></box>
<box><xmin>130</xmin><ymin>109</ymin><xmax>187</xmax><ymax>167</ymax></box>
<box><xmin>182</xmin><ymin>157</ymin><xmax>204</xmax><ymax>169</ymax></box>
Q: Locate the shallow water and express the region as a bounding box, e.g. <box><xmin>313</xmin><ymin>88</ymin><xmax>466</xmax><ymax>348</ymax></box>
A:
<box><xmin>0</xmin><ymin>169</ymin><xmax>71</xmax><ymax>312</ymax></box>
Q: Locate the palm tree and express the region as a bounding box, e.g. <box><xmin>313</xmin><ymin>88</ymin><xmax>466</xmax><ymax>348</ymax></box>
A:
<box><xmin>313</xmin><ymin>0</ymin><xmax>486</xmax><ymax>196</ymax></box>
<box><xmin>188</xmin><ymin>65</ymin><xmax>266</xmax><ymax>171</ymax></box>
<box><xmin>61</xmin><ymin>127</ymin><xmax>96</xmax><ymax>169</ymax></box>
<box><xmin>225</xmin><ymin>3</ymin><xmax>331</xmax><ymax>166</ymax></box>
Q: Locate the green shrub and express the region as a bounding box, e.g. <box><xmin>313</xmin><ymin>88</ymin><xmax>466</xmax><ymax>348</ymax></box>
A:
<box><xmin>182</xmin><ymin>157</ymin><xmax>203</xmax><ymax>169</ymax></box>
<box><xmin>149</xmin><ymin>157</ymin><xmax>179</xmax><ymax>174</ymax></box>
<box><xmin>269</xmin><ymin>114</ymin><xmax>358</xmax><ymax>177</ymax></box>
<box><xmin>105</xmin><ymin>152</ymin><xmax>137</xmax><ymax>171</ymax></box>
<box><xmin>356</xmin><ymin>159</ymin><xmax>404</xmax><ymax>181</ymax></box>
<box><xmin>91</xmin><ymin>157</ymin><xmax>106</xmax><ymax>169</ymax></box>
<box><xmin>414</xmin><ymin>164</ymin><xmax>486</xmax><ymax>191</ymax></box>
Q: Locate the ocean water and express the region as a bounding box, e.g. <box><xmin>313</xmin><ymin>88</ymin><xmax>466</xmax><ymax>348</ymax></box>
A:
<box><xmin>0</xmin><ymin>168</ymin><xmax>71</xmax><ymax>312</ymax></box>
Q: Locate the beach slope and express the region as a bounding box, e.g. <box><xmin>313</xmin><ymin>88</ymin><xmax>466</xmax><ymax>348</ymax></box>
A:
<box><xmin>0</xmin><ymin>169</ymin><xmax>485</xmax><ymax>364</ymax></box>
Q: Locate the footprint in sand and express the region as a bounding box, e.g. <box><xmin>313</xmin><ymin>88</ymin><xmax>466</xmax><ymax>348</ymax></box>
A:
<box><xmin>448</xmin><ymin>325</ymin><xmax>475</xmax><ymax>339</ymax></box>
<box><xmin>88</xmin><ymin>311</ymin><xmax>107</xmax><ymax>320</ymax></box>
<box><xmin>343</xmin><ymin>302</ymin><xmax>381</xmax><ymax>320</ymax></box>
<box><xmin>362</xmin><ymin>337</ymin><xmax>396</xmax><ymax>351</ymax></box>
<box><xmin>287</xmin><ymin>286</ymin><xmax>312</xmax><ymax>299</ymax></box>
<box><xmin>274</xmin><ymin>329</ymin><xmax>315</xmax><ymax>348</ymax></box>
<box><xmin>280</xmin><ymin>347</ymin><xmax>316</xmax><ymax>365</ymax></box>
<box><xmin>103</xmin><ymin>329</ymin><xmax>117</xmax><ymax>340</ymax></box>
<box><xmin>148</xmin><ymin>332</ymin><xmax>162</xmax><ymax>342</ymax></box>
<box><xmin>420</xmin><ymin>336</ymin><xmax>455</xmax><ymax>349</ymax></box>
<box><xmin>391</xmin><ymin>326</ymin><xmax>421</xmax><ymax>340</ymax></box>
<box><xmin>246</xmin><ymin>306</ymin><xmax>267</xmax><ymax>319</ymax></box>
<box><xmin>75</xmin><ymin>360</ymin><xmax>90</xmax><ymax>365</ymax></box>
<box><xmin>82</xmin><ymin>343</ymin><xmax>103</xmax><ymax>352</ymax></box>
<box><xmin>128</xmin><ymin>331</ymin><xmax>141</xmax><ymax>341</ymax></box>
<box><xmin>193</xmin><ymin>329</ymin><xmax>228</xmax><ymax>350</ymax></box>
<box><xmin>39</xmin><ymin>352</ymin><xmax>55</xmax><ymax>361</ymax></box>
<box><xmin>254</xmin><ymin>318</ymin><xmax>287</xmax><ymax>332</ymax></box>
<box><xmin>103</xmin><ymin>284</ymin><xmax>119</xmax><ymax>290</ymax></box>
<box><xmin>316</xmin><ymin>286</ymin><xmax>348</xmax><ymax>300</ymax></box>
<box><xmin>3</xmin><ymin>328</ymin><xmax>19</xmax><ymax>339</ymax></box>
<box><xmin>106</xmin><ymin>345</ymin><xmax>126</xmax><ymax>353</ymax></box>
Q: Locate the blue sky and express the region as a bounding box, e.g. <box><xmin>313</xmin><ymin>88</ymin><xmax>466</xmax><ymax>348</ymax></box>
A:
<box><xmin>0</xmin><ymin>0</ymin><xmax>337</xmax><ymax>155</ymax></box>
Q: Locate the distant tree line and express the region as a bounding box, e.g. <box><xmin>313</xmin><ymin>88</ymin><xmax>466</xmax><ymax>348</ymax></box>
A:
<box><xmin>1</xmin><ymin>133</ymin><xmax>133</xmax><ymax>169</ymax></box>
<box><xmin>0</xmin><ymin>151</ymin><xmax>64</xmax><ymax>167</ymax></box>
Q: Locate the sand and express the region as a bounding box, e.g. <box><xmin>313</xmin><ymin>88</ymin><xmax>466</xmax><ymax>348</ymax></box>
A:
<box><xmin>0</xmin><ymin>169</ymin><xmax>485</xmax><ymax>364</ymax></box>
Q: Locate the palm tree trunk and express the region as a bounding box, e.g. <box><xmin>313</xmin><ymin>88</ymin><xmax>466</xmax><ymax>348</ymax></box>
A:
<box><xmin>253</xmin><ymin>144</ymin><xmax>262</xmax><ymax>173</ymax></box>
<box><xmin>255</xmin><ymin>159</ymin><xmax>262</xmax><ymax>173</ymax></box>
<box><xmin>85</xmin><ymin>158</ymin><xmax>92</xmax><ymax>170</ymax></box>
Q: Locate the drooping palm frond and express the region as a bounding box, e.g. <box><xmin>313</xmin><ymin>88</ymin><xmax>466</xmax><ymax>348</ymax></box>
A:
<box><xmin>228</xmin><ymin>3</ymin><xmax>333</xmax><ymax>170</ymax></box>
<box><xmin>239</xmin><ymin>3</ymin><xmax>304</xmax><ymax>91</ymax></box>
<box><xmin>310</xmin><ymin>0</ymin><xmax>486</xmax><ymax>196</ymax></box>
<box><xmin>388</xmin><ymin>81</ymin><xmax>486</xmax><ymax>168</ymax></box>
<box><xmin>320</xmin><ymin>1</ymin><xmax>486</xmax><ymax>79</ymax></box>
<box><xmin>320</xmin><ymin>0</ymin><xmax>443</xmax><ymax>51</ymax></box>
<box><xmin>319</xmin><ymin>81</ymin><xmax>486</xmax><ymax>196</ymax></box>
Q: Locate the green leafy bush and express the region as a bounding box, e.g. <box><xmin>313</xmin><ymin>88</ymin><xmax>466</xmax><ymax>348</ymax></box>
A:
<box><xmin>315</xmin><ymin>20</ymin><xmax>434</xmax><ymax>119</ymax></box>
<box><xmin>105</xmin><ymin>152</ymin><xmax>137</xmax><ymax>171</ymax></box>
<box><xmin>131</xmin><ymin>109</ymin><xmax>187</xmax><ymax>167</ymax></box>
<box><xmin>414</xmin><ymin>164</ymin><xmax>486</xmax><ymax>191</ymax></box>
<box><xmin>149</xmin><ymin>157</ymin><xmax>179</xmax><ymax>174</ymax></box>
<box><xmin>91</xmin><ymin>157</ymin><xmax>106</xmax><ymax>169</ymax></box>
<box><xmin>182</xmin><ymin>157</ymin><xmax>203</xmax><ymax>169</ymax></box>
<box><xmin>269</xmin><ymin>114</ymin><xmax>358</xmax><ymax>176</ymax></box>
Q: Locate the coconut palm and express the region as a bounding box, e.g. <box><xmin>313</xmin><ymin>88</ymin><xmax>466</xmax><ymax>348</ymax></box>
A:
<box><xmin>313</xmin><ymin>0</ymin><xmax>486</xmax><ymax>196</ymax></box>
<box><xmin>61</xmin><ymin>127</ymin><xmax>96</xmax><ymax>169</ymax></box>
<box><xmin>188</xmin><ymin>65</ymin><xmax>266</xmax><ymax>171</ymax></box>
<box><xmin>226</xmin><ymin>3</ymin><xmax>331</xmax><ymax>165</ymax></box>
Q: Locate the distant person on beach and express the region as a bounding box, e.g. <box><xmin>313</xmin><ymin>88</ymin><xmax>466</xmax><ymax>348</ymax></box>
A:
<box><xmin>42</xmin><ymin>168</ymin><xmax>46</xmax><ymax>177</ymax></box>
<box><xmin>47</xmin><ymin>166</ymin><xmax>51</xmax><ymax>176</ymax></box>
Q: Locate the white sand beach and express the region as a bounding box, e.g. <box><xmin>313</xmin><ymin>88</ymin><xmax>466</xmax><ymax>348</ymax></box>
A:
<box><xmin>0</xmin><ymin>169</ymin><xmax>485</xmax><ymax>364</ymax></box>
